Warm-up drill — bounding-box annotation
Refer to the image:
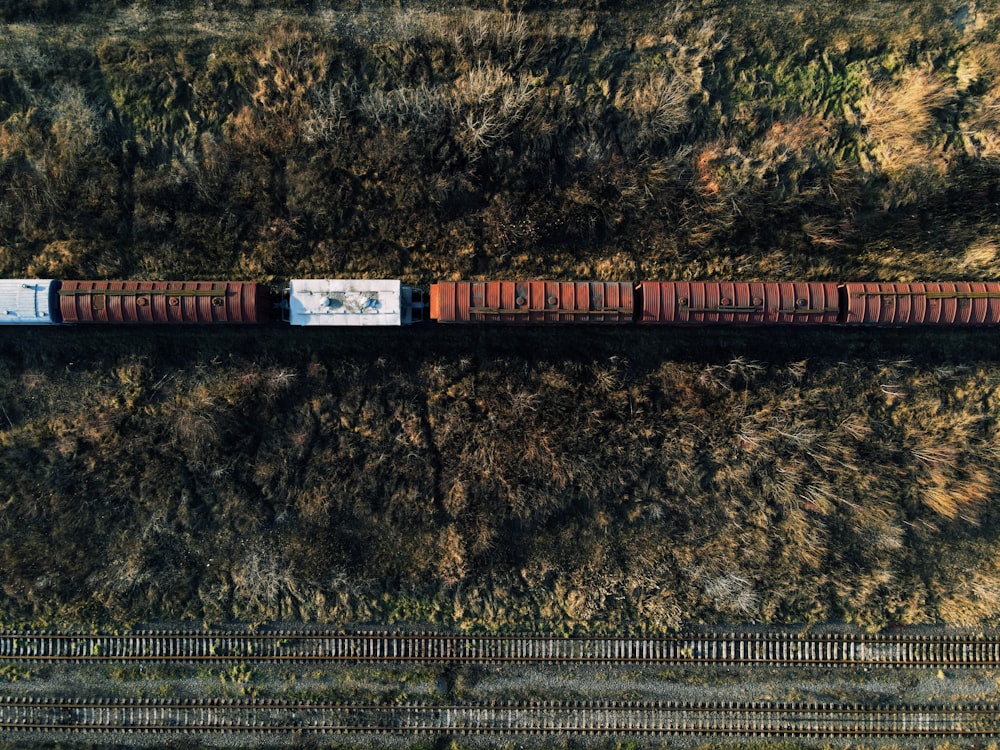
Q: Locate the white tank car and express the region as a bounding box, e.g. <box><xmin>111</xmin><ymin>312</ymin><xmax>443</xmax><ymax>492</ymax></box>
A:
<box><xmin>285</xmin><ymin>279</ymin><xmax>424</xmax><ymax>326</ymax></box>
<box><xmin>0</xmin><ymin>279</ymin><xmax>60</xmax><ymax>324</ymax></box>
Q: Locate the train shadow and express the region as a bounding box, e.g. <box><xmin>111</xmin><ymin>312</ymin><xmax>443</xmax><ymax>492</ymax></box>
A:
<box><xmin>1</xmin><ymin>323</ymin><xmax>999</xmax><ymax>370</ymax></box>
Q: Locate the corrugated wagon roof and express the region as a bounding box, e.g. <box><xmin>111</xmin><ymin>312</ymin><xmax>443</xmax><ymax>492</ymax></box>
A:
<box><xmin>58</xmin><ymin>281</ymin><xmax>269</xmax><ymax>323</ymax></box>
<box><xmin>429</xmin><ymin>281</ymin><xmax>634</xmax><ymax>323</ymax></box>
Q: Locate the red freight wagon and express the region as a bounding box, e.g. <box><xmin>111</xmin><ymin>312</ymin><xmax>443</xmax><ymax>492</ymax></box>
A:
<box><xmin>429</xmin><ymin>281</ymin><xmax>634</xmax><ymax>323</ymax></box>
<box><xmin>639</xmin><ymin>281</ymin><xmax>841</xmax><ymax>324</ymax></box>
<box><xmin>843</xmin><ymin>282</ymin><xmax>1000</xmax><ymax>324</ymax></box>
<box><xmin>58</xmin><ymin>281</ymin><xmax>271</xmax><ymax>323</ymax></box>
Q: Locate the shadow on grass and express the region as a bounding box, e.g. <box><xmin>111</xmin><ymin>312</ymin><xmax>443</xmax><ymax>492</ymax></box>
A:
<box><xmin>4</xmin><ymin>323</ymin><xmax>1000</xmax><ymax>371</ymax></box>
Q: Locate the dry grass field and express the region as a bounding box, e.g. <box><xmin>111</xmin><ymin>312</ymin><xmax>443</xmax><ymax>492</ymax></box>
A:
<box><xmin>1</xmin><ymin>0</ymin><xmax>1000</xmax><ymax>638</ymax></box>
<box><xmin>3</xmin><ymin>324</ymin><xmax>1000</xmax><ymax>633</ymax></box>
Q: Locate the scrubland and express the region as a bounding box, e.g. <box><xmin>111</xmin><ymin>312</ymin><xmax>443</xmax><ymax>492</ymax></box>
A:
<box><xmin>2</xmin><ymin>325</ymin><xmax>1000</xmax><ymax>631</ymax></box>
<box><xmin>1</xmin><ymin>0</ymin><xmax>1000</xmax><ymax>284</ymax></box>
<box><xmin>1</xmin><ymin>0</ymin><xmax>1000</xmax><ymax>632</ymax></box>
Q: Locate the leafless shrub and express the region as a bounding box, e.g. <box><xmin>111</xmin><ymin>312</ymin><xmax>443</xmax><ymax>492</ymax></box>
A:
<box><xmin>702</xmin><ymin>572</ymin><xmax>759</xmax><ymax>615</ymax></box>
<box><xmin>619</xmin><ymin>72</ymin><xmax>692</xmax><ymax>148</ymax></box>
<box><xmin>47</xmin><ymin>83</ymin><xmax>104</xmax><ymax>159</ymax></box>
<box><xmin>265</xmin><ymin>367</ymin><xmax>297</xmax><ymax>393</ymax></box>
<box><xmin>726</xmin><ymin>357</ymin><xmax>766</xmax><ymax>379</ymax></box>
<box><xmin>637</xmin><ymin>594</ymin><xmax>683</xmax><ymax>630</ymax></box>
<box><xmin>839</xmin><ymin>414</ymin><xmax>872</xmax><ymax>441</ymax></box>
<box><xmin>912</xmin><ymin>444</ymin><xmax>958</xmax><ymax>469</ymax></box>
<box><xmin>786</xmin><ymin>360</ymin><xmax>809</xmax><ymax>381</ymax></box>
<box><xmin>232</xmin><ymin>546</ymin><xmax>301</xmax><ymax>614</ymax></box>
<box><xmin>772</xmin><ymin>425</ymin><xmax>818</xmax><ymax>447</ymax></box>
<box><xmin>797</xmin><ymin>482</ymin><xmax>837</xmax><ymax>515</ymax></box>
<box><xmin>359</xmin><ymin>85</ymin><xmax>448</xmax><ymax>130</ymax></box>
<box><xmin>303</xmin><ymin>83</ymin><xmax>354</xmax><ymax>143</ymax></box>
<box><xmin>880</xmin><ymin>383</ymin><xmax>908</xmax><ymax>401</ymax></box>
<box><xmin>452</xmin><ymin>11</ymin><xmax>535</xmax><ymax>69</ymax></box>
<box><xmin>506</xmin><ymin>387</ymin><xmax>539</xmax><ymax>415</ymax></box>
<box><xmin>451</xmin><ymin>65</ymin><xmax>535</xmax><ymax>158</ymax></box>
<box><xmin>0</xmin><ymin>33</ymin><xmax>55</xmax><ymax>79</ymax></box>
<box><xmin>462</xmin><ymin>110</ymin><xmax>502</xmax><ymax>150</ymax></box>
<box><xmin>698</xmin><ymin>364</ymin><xmax>731</xmax><ymax>392</ymax></box>
<box><xmin>387</xmin><ymin>7</ymin><xmax>437</xmax><ymax>42</ymax></box>
<box><xmin>802</xmin><ymin>215</ymin><xmax>847</xmax><ymax>248</ymax></box>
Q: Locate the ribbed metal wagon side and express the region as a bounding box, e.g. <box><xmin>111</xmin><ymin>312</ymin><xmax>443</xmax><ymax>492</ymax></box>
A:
<box><xmin>638</xmin><ymin>282</ymin><xmax>841</xmax><ymax>324</ymax></box>
<box><xmin>842</xmin><ymin>282</ymin><xmax>1000</xmax><ymax>324</ymax></box>
<box><xmin>429</xmin><ymin>281</ymin><xmax>634</xmax><ymax>323</ymax></box>
<box><xmin>58</xmin><ymin>281</ymin><xmax>271</xmax><ymax>323</ymax></box>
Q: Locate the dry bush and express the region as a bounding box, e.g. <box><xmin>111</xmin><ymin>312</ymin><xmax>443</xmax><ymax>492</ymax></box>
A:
<box><xmin>687</xmin><ymin>114</ymin><xmax>843</xmax><ymax>245</ymax></box>
<box><xmin>959</xmin><ymin>238</ymin><xmax>1000</xmax><ymax>275</ymax></box>
<box><xmin>302</xmin><ymin>83</ymin><xmax>354</xmax><ymax>144</ymax></box>
<box><xmin>698</xmin><ymin>571</ymin><xmax>760</xmax><ymax>616</ymax></box>
<box><xmin>0</xmin><ymin>33</ymin><xmax>54</xmax><ymax>81</ymax></box>
<box><xmin>961</xmin><ymin>84</ymin><xmax>1000</xmax><ymax>161</ymax></box>
<box><xmin>232</xmin><ymin>545</ymin><xmax>303</xmax><ymax>617</ymax></box>
<box><xmin>451</xmin><ymin>64</ymin><xmax>536</xmax><ymax>159</ymax></box>
<box><xmin>46</xmin><ymin>83</ymin><xmax>104</xmax><ymax>168</ymax></box>
<box><xmin>934</xmin><ymin>549</ymin><xmax>1000</xmax><ymax>627</ymax></box>
<box><xmin>894</xmin><ymin>392</ymin><xmax>996</xmax><ymax>523</ymax></box>
<box><xmin>235</xmin><ymin>21</ymin><xmax>330</xmax><ymax>145</ymax></box>
<box><xmin>449</xmin><ymin>11</ymin><xmax>538</xmax><ymax>71</ymax></box>
<box><xmin>613</xmin><ymin>12</ymin><xmax>722</xmax><ymax>158</ymax></box>
<box><xmin>617</xmin><ymin>72</ymin><xmax>692</xmax><ymax>148</ymax></box>
<box><xmin>358</xmin><ymin>84</ymin><xmax>447</xmax><ymax>130</ymax></box>
<box><xmin>858</xmin><ymin>66</ymin><xmax>957</xmax><ymax>208</ymax></box>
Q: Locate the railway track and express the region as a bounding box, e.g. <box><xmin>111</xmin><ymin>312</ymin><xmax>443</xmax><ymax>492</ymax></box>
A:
<box><xmin>2</xmin><ymin>630</ymin><xmax>1000</xmax><ymax>666</ymax></box>
<box><xmin>1</xmin><ymin>697</ymin><xmax>997</xmax><ymax>737</ymax></box>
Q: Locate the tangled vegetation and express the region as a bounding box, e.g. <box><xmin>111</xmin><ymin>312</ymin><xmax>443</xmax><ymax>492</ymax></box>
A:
<box><xmin>2</xmin><ymin>326</ymin><xmax>1000</xmax><ymax>631</ymax></box>
<box><xmin>1</xmin><ymin>0</ymin><xmax>999</xmax><ymax>284</ymax></box>
<box><xmin>1</xmin><ymin>0</ymin><xmax>1000</xmax><ymax>631</ymax></box>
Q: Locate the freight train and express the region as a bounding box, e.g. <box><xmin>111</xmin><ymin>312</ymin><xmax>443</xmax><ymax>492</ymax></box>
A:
<box><xmin>3</xmin><ymin>278</ymin><xmax>1000</xmax><ymax>326</ymax></box>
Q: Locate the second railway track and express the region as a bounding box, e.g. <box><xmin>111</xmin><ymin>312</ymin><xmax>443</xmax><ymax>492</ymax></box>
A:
<box><xmin>1</xmin><ymin>697</ymin><xmax>998</xmax><ymax>738</ymax></box>
<box><xmin>3</xmin><ymin>630</ymin><xmax>1000</xmax><ymax>667</ymax></box>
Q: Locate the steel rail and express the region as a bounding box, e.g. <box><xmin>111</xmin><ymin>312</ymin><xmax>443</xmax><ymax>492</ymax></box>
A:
<box><xmin>2</xmin><ymin>630</ymin><xmax>1000</xmax><ymax>666</ymax></box>
<box><xmin>1</xmin><ymin>698</ymin><xmax>998</xmax><ymax>737</ymax></box>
